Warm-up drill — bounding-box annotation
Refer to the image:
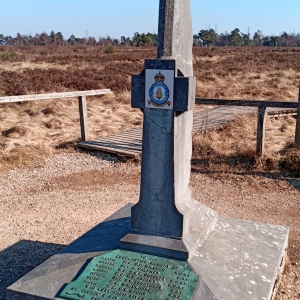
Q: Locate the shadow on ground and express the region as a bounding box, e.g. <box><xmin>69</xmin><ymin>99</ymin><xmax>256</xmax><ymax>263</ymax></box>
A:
<box><xmin>0</xmin><ymin>240</ymin><xmax>64</xmax><ymax>300</ymax></box>
<box><xmin>288</xmin><ymin>178</ymin><xmax>300</xmax><ymax>191</ymax></box>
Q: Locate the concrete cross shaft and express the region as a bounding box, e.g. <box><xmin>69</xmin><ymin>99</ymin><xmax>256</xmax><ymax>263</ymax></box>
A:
<box><xmin>120</xmin><ymin>0</ymin><xmax>197</xmax><ymax>261</ymax></box>
<box><xmin>157</xmin><ymin>0</ymin><xmax>194</xmax><ymax>77</ymax></box>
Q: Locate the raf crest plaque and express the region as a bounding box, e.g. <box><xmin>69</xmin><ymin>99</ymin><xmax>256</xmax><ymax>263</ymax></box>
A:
<box><xmin>145</xmin><ymin>69</ymin><xmax>174</xmax><ymax>110</ymax></box>
<box><xmin>59</xmin><ymin>250</ymin><xmax>199</xmax><ymax>300</ymax></box>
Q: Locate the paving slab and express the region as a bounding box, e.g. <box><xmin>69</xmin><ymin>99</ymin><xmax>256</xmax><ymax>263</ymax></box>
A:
<box><xmin>189</xmin><ymin>217</ymin><xmax>289</xmax><ymax>300</ymax></box>
<box><xmin>7</xmin><ymin>204</ymin><xmax>288</xmax><ymax>300</ymax></box>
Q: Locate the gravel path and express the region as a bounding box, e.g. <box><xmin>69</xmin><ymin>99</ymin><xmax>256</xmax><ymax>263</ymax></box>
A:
<box><xmin>0</xmin><ymin>151</ymin><xmax>299</xmax><ymax>299</ymax></box>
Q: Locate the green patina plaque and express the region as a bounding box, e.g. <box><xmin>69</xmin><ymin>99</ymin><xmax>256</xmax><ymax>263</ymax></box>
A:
<box><xmin>59</xmin><ymin>249</ymin><xmax>198</xmax><ymax>300</ymax></box>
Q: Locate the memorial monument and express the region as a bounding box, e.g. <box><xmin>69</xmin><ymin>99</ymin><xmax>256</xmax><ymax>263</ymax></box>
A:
<box><xmin>7</xmin><ymin>0</ymin><xmax>289</xmax><ymax>299</ymax></box>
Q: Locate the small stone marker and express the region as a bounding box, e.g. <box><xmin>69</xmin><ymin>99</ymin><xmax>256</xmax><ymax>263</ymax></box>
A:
<box><xmin>59</xmin><ymin>250</ymin><xmax>199</xmax><ymax>300</ymax></box>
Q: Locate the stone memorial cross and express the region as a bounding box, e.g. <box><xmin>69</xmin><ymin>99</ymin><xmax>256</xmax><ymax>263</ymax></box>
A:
<box><xmin>120</xmin><ymin>0</ymin><xmax>216</xmax><ymax>261</ymax></box>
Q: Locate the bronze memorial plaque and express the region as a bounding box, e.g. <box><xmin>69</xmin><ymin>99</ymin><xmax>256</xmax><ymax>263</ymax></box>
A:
<box><xmin>59</xmin><ymin>249</ymin><xmax>199</xmax><ymax>300</ymax></box>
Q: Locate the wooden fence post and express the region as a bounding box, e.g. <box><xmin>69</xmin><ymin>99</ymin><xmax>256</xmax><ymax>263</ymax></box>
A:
<box><xmin>78</xmin><ymin>95</ymin><xmax>89</xmax><ymax>141</ymax></box>
<box><xmin>295</xmin><ymin>85</ymin><xmax>300</xmax><ymax>145</ymax></box>
<box><xmin>256</xmin><ymin>107</ymin><xmax>267</xmax><ymax>156</ymax></box>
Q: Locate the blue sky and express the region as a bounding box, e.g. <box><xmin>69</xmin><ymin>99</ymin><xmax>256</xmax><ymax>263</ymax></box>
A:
<box><xmin>1</xmin><ymin>0</ymin><xmax>299</xmax><ymax>39</ymax></box>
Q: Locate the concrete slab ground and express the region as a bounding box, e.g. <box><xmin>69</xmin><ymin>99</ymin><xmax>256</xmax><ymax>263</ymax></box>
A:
<box><xmin>190</xmin><ymin>217</ymin><xmax>289</xmax><ymax>300</ymax></box>
<box><xmin>7</xmin><ymin>204</ymin><xmax>288</xmax><ymax>300</ymax></box>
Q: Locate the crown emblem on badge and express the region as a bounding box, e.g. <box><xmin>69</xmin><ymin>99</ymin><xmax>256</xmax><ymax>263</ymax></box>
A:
<box><xmin>154</xmin><ymin>72</ymin><xmax>165</xmax><ymax>83</ymax></box>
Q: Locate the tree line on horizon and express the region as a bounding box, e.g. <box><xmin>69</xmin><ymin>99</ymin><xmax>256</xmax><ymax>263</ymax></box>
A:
<box><xmin>1</xmin><ymin>28</ymin><xmax>300</xmax><ymax>47</ymax></box>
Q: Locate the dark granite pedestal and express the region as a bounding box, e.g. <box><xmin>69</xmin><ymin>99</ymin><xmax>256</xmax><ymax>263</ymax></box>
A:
<box><xmin>7</xmin><ymin>204</ymin><xmax>288</xmax><ymax>300</ymax></box>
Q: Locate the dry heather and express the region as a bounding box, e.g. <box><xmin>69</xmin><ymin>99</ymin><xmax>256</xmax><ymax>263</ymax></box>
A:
<box><xmin>0</xmin><ymin>46</ymin><xmax>300</xmax><ymax>171</ymax></box>
<box><xmin>0</xmin><ymin>94</ymin><xmax>143</xmax><ymax>170</ymax></box>
<box><xmin>193</xmin><ymin>113</ymin><xmax>300</xmax><ymax>176</ymax></box>
<box><xmin>1</xmin><ymin>46</ymin><xmax>299</xmax><ymax>98</ymax></box>
<box><xmin>193</xmin><ymin>47</ymin><xmax>300</xmax><ymax>100</ymax></box>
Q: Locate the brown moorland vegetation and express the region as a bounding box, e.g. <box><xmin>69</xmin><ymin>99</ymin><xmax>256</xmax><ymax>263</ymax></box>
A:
<box><xmin>0</xmin><ymin>46</ymin><xmax>299</xmax><ymax>172</ymax></box>
<box><xmin>193</xmin><ymin>114</ymin><xmax>300</xmax><ymax>175</ymax></box>
<box><xmin>1</xmin><ymin>46</ymin><xmax>300</xmax><ymax>98</ymax></box>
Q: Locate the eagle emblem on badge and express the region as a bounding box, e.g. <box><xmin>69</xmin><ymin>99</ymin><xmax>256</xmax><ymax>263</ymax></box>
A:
<box><xmin>148</xmin><ymin>72</ymin><xmax>171</xmax><ymax>107</ymax></box>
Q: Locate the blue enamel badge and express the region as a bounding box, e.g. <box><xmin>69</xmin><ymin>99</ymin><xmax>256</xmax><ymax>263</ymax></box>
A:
<box><xmin>148</xmin><ymin>72</ymin><xmax>171</xmax><ymax>107</ymax></box>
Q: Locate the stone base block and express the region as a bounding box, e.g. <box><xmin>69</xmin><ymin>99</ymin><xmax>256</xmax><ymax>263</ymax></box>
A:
<box><xmin>6</xmin><ymin>204</ymin><xmax>289</xmax><ymax>300</ymax></box>
<box><xmin>120</xmin><ymin>233</ymin><xmax>189</xmax><ymax>261</ymax></box>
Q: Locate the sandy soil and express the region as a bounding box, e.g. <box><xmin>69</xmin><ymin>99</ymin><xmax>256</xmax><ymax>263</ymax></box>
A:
<box><xmin>0</xmin><ymin>151</ymin><xmax>299</xmax><ymax>299</ymax></box>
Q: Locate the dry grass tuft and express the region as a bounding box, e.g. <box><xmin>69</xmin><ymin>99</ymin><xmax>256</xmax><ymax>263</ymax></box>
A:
<box><xmin>24</xmin><ymin>108</ymin><xmax>39</xmax><ymax>116</ymax></box>
<box><xmin>193</xmin><ymin>114</ymin><xmax>257</xmax><ymax>158</ymax></box>
<box><xmin>279</xmin><ymin>144</ymin><xmax>300</xmax><ymax>176</ymax></box>
<box><xmin>193</xmin><ymin>114</ymin><xmax>300</xmax><ymax>176</ymax></box>
<box><xmin>2</xmin><ymin>126</ymin><xmax>28</xmax><ymax>138</ymax></box>
<box><xmin>41</xmin><ymin>106</ymin><xmax>56</xmax><ymax>115</ymax></box>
